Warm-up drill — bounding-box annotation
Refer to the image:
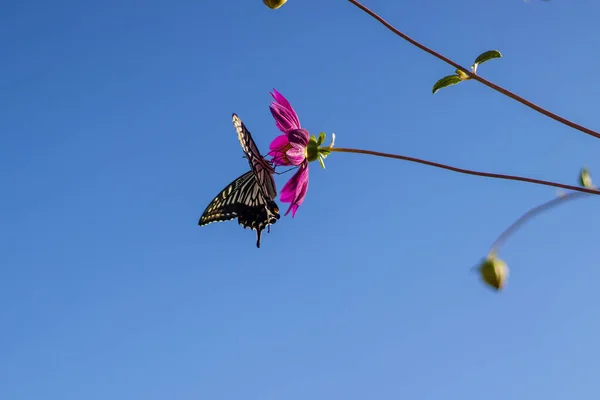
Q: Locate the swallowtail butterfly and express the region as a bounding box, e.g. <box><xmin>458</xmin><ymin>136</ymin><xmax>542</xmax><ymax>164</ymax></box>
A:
<box><xmin>198</xmin><ymin>114</ymin><xmax>280</xmax><ymax>247</ymax></box>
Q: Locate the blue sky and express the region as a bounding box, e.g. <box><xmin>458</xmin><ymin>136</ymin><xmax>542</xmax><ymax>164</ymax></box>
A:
<box><xmin>1</xmin><ymin>0</ymin><xmax>599</xmax><ymax>399</ymax></box>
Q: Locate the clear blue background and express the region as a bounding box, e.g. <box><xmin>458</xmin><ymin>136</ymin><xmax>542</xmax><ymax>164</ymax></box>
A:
<box><xmin>1</xmin><ymin>1</ymin><xmax>599</xmax><ymax>399</ymax></box>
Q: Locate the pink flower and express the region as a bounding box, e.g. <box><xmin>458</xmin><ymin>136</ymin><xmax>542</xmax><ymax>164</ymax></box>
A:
<box><xmin>268</xmin><ymin>89</ymin><xmax>310</xmax><ymax>217</ymax></box>
<box><xmin>269</xmin><ymin>128</ymin><xmax>310</xmax><ymax>167</ymax></box>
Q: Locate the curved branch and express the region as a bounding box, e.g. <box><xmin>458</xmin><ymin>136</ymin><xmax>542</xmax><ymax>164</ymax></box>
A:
<box><xmin>489</xmin><ymin>191</ymin><xmax>589</xmax><ymax>255</ymax></box>
<box><xmin>327</xmin><ymin>147</ymin><xmax>600</xmax><ymax>195</ymax></box>
<box><xmin>347</xmin><ymin>0</ymin><xmax>600</xmax><ymax>140</ymax></box>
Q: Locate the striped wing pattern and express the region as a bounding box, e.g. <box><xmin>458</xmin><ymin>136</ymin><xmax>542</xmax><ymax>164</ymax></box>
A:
<box><xmin>199</xmin><ymin>171</ymin><xmax>280</xmax><ymax>248</ymax></box>
<box><xmin>232</xmin><ymin>114</ymin><xmax>277</xmax><ymax>201</ymax></box>
<box><xmin>198</xmin><ymin>115</ymin><xmax>280</xmax><ymax>248</ymax></box>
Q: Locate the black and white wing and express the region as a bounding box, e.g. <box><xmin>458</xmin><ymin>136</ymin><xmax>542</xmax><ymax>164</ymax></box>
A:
<box><xmin>199</xmin><ymin>171</ymin><xmax>280</xmax><ymax>248</ymax></box>
<box><xmin>232</xmin><ymin>114</ymin><xmax>277</xmax><ymax>201</ymax></box>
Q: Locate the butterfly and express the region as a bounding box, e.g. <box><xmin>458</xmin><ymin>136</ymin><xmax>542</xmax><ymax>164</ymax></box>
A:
<box><xmin>198</xmin><ymin>114</ymin><xmax>280</xmax><ymax>248</ymax></box>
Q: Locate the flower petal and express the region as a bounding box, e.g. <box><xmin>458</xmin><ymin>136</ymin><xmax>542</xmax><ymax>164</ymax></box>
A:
<box><xmin>269</xmin><ymin>134</ymin><xmax>290</xmax><ymax>151</ymax></box>
<box><xmin>289</xmin><ymin>165</ymin><xmax>309</xmax><ymax>217</ymax></box>
<box><xmin>270</xmin><ymin>89</ymin><xmax>301</xmax><ymax>133</ymax></box>
<box><xmin>270</xmin><ymin>152</ymin><xmax>289</xmax><ymax>166</ymax></box>
<box><xmin>288</xmin><ymin>128</ymin><xmax>309</xmax><ymax>148</ymax></box>
<box><xmin>268</xmin><ymin>135</ymin><xmax>292</xmax><ymax>166</ymax></box>
<box><xmin>280</xmin><ymin>167</ymin><xmax>301</xmax><ymax>202</ymax></box>
<box><xmin>270</xmin><ymin>104</ymin><xmax>300</xmax><ymax>133</ymax></box>
<box><xmin>271</xmin><ymin>89</ymin><xmax>295</xmax><ymax>113</ymax></box>
<box><xmin>286</xmin><ymin>203</ymin><xmax>299</xmax><ymax>217</ymax></box>
<box><xmin>280</xmin><ymin>163</ymin><xmax>309</xmax><ymax>217</ymax></box>
<box><xmin>286</xmin><ymin>147</ymin><xmax>306</xmax><ymax>165</ymax></box>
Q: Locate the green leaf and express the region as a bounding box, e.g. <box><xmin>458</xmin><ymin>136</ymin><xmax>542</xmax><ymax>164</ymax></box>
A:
<box><xmin>579</xmin><ymin>167</ymin><xmax>593</xmax><ymax>188</ymax></box>
<box><xmin>317</xmin><ymin>132</ymin><xmax>326</xmax><ymax>146</ymax></box>
<box><xmin>473</xmin><ymin>50</ymin><xmax>502</xmax><ymax>66</ymax></box>
<box><xmin>432</xmin><ymin>75</ymin><xmax>463</xmax><ymax>94</ymax></box>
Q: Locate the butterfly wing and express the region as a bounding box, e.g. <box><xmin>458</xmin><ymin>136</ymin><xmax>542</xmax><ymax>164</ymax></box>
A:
<box><xmin>199</xmin><ymin>171</ymin><xmax>254</xmax><ymax>225</ymax></box>
<box><xmin>232</xmin><ymin>114</ymin><xmax>277</xmax><ymax>201</ymax></box>
<box><xmin>199</xmin><ymin>171</ymin><xmax>280</xmax><ymax>248</ymax></box>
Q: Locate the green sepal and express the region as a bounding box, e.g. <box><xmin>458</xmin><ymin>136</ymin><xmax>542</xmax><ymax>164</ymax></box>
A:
<box><xmin>316</xmin><ymin>145</ymin><xmax>331</xmax><ymax>168</ymax></box>
<box><xmin>317</xmin><ymin>132</ymin><xmax>326</xmax><ymax>146</ymax></box>
<box><xmin>318</xmin><ymin>156</ymin><xmax>326</xmax><ymax>169</ymax></box>
<box><xmin>432</xmin><ymin>75</ymin><xmax>463</xmax><ymax>94</ymax></box>
<box><xmin>306</xmin><ymin>136</ymin><xmax>320</xmax><ymax>163</ymax></box>
<box><xmin>319</xmin><ymin>148</ymin><xmax>331</xmax><ymax>158</ymax></box>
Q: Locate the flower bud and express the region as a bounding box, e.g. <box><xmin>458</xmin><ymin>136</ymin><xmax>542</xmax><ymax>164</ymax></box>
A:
<box><xmin>456</xmin><ymin>68</ymin><xmax>471</xmax><ymax>80</ymax></box>
<box><xmin>478</xmin><ymin>255</ymin><xmax>509</xmax><ymax>291</ymax></box>
<box><xmin>263</xmin><ymin>0</ymin><xmax>287</xmax><ymax>9</ymax></box>
<box><xmin>579</xmin><ymin>167</ymin><xmax>593</xmax><ymax>189</ymax></box>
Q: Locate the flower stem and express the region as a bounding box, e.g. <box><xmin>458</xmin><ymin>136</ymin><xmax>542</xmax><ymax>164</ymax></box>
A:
<box><xmin>489</xmin><ymin>191</ymin><xmax>589</xmax><ymax>256</ymax></box>
<box><xmin>325</xmin><ymin>147</ymin><xmax>600</xmax><ymax>195</ymax></box>
<box><xmin>346</xmin><ymin>0</ymin><xmax>600</xmax><ymax>141</ymax></box>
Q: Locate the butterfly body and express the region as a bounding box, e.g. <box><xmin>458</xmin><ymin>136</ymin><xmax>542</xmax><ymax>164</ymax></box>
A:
<box><xmin>198</xmin><ymin>115</ymin><xmax>280</xmax><ymax>248</ymax></box>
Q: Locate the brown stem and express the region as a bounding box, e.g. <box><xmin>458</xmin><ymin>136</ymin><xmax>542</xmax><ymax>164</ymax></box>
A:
<box><xmin>489</xmin><ymin>191</ymin><xmax>589</xmax><ymax>255</ymax></box>
<box><xmin>347</xmin><ymin>0</ymin><xmax>600</xmax><ymax>140</ymax></box>
<box><xmin>326</xmin><ymin>147</ymin><xmax>600</xmax><ymax>195</ymax></box>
